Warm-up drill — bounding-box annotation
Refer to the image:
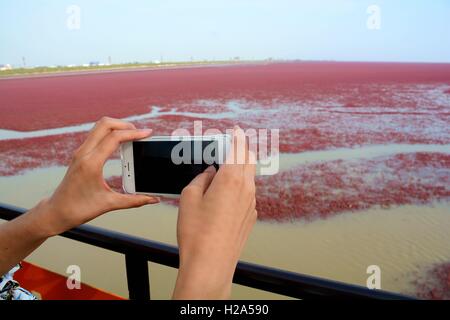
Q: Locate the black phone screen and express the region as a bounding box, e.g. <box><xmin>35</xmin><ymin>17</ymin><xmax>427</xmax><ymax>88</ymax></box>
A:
<box><xmin>133</xmin><ymin>140</ymin><xmax>219</xmax><ymax>194</ymax></box>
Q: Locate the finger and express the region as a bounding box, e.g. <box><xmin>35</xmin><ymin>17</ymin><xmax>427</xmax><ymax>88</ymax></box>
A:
<box><xmin>78</xmin><ymin>117</ymin><xmax>136</xmax><ymax>156</ymax></box>
<box><xmin>239</xmin><ymin>208</ymin><xmax>257</xmax><ymax>252</ymax></box>
<box><xmin>247</xmin><ymin>197</ymin><xmax>256</xmax><ymax>214</ymax></box>
<box><xmin>245</xmin><ymin>148</ymin><xmax>257</xmax><ymax>180</ymax></box>
<box><xmin>242</xmin><ymin>128</ymin><xmax>256</xmax><ymax>179</ymax></box>
<box><xmin>223</xmin><ymin>126</ymin><xmax>247</xmax><ymax>171</ymax></box>
<box><xmin>183</xmin><ymin>166</ymin><xmax>217</xmax><ymax>197</ymax></box>
<box><xmin>91</xmin><ymin>129</ymin><xmax>152</xmax><ymax>165</ymax></box>
<box><xmin>209</xmin><ymin>127</ymin><xmax>248</xmax><ymax>194</ymax></box>
<box><xmin>111</xmin><ymin>193</ymin><xmax>160</xmax><ymax>210</ymax></box>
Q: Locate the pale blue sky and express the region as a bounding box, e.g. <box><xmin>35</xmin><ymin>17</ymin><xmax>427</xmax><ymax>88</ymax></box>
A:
<box><xmin>0</xmin><ymin>0</ymin><xmax>449</xmax><ymax>66</ymax></box>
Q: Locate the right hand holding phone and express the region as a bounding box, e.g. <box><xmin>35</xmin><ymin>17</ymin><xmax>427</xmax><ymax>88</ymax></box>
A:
<box><xmin>173</xmin><ymin>127</ymin><xmax>257</xmax><ymax>299</ymax></box>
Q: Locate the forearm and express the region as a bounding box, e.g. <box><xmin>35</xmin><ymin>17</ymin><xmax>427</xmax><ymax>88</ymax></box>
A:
<box><xmin>0</xmin><ymin>199</ymin><xmax>55</xmax><ymax>276</ymax></box>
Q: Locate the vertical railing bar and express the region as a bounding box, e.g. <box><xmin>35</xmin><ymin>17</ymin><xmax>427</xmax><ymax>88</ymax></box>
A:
<box><xmin>125</xmin><ymin>253</ymin><xmax>151</xmax><ymax>300</ymax></box>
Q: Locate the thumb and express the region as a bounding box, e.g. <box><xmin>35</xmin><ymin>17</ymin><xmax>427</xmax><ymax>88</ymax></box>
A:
<box><xmin>112</xmin><ymin>193</ymin><xmax>160</xmax><ymax>210</ymax></box>
<box><xmin>185</xmin><ymin>166</ymin><xmax>217</xmax><ymax>195</ymax></box>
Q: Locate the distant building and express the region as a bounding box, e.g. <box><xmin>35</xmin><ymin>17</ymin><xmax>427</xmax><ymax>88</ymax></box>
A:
<box><xmin>152</xmin><ymin>60</ymin><xmax>161</xmax><ymax>64</ymax></box>
<box><xmin>89</xmin><ymin>61</ymin><xmax>100</xmax><ymax>67</ymax></box>
<box><xmin>0</xmin><ymin>64</ymin><xmax>12</xmax><ymax>71</ymax></box>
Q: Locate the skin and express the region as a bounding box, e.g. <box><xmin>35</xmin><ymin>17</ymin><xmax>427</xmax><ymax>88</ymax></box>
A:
<box><xmin>0</xmin><ymin>118</ymin><xmax>256</xmax><ymax>300</ymax></box>
<box><xmin>173</xmin><ymin>127</ymin><xmax>257</xmax><ymax>299</ymax></box>
<box><xmin>0</xmin><ymin>117</ymin><xmax>159</xmax><ymax>276</ymax></box>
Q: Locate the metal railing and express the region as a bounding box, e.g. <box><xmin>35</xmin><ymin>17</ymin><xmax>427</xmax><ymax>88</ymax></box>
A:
<box><xmin>0</xmin><ymin>203</ymin><xmax>414</xmax><ymax>300</ymax></box>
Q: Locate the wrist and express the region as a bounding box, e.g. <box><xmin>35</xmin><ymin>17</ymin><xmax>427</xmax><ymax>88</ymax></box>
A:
<box><xmin>27</xmin><ymin>198</ymin><xmax>64</xmax><ymax>238</ymax></box>
<box><xmin>174</xmin><ymin>253</ymin><xmax>237</xmax><ymax>299</ymax></box>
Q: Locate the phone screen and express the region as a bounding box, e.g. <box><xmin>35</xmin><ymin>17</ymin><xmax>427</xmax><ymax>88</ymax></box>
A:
<box><xmin>132</xmin><ymin>140</ymin><xmax>219</xmax><ymax>194</ymax></box>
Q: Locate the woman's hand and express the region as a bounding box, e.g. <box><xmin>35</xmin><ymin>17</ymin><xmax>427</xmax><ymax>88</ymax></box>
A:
<box><xmin>173</xmin><ymin>127</ymin><xmax>257</xmax><ymax>299</ymax></box>
<box><xmin>36</xmin><ymin>117</ymin><xmax>159</xmax><ymax>236</ymax></box>
<box><xmin>0</xmin><ymin>117</ymin><xmax>159</xmax><ymax>275</ymax></box>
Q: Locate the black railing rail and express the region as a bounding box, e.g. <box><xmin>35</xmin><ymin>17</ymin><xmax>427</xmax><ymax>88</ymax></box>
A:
<box><xmin>0</xmin><ymin>203</ymin><xmax>414</xmax><ymax>300</ymax></box>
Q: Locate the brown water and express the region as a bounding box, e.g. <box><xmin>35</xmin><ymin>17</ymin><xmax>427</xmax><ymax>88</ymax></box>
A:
<box><xmin>1</xmin><ymin>161</ymin><xmax>449</xmax><ymax>299</ymax></box>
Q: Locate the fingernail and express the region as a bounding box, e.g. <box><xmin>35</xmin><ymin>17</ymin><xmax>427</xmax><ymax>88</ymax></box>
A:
<box><xmin>205</xmin><ymin>166</ymin><xmax>216</xmax><ymax>173</ymax></box>
<box><xmin>147</xmin><ymin>196</ymin><xmax>159</xmax><ymax>204</ymax></box>
<box><xmin>140</xmin><ymin>129</ymin><xmax>152</xmax><ymax>134</ymax></box>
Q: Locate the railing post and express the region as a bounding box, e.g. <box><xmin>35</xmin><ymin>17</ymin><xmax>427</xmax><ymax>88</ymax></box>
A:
<box><xmin>125</xmin><ymin>253</ymin><xmax>150</xmax><ymax>300</ymax></box>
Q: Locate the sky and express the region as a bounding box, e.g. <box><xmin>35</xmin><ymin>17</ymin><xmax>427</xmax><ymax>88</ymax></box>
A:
<box><xmin>0</xmin><ymin>0</ymin><xmax>449</xmax><ymax>67</ymax></box>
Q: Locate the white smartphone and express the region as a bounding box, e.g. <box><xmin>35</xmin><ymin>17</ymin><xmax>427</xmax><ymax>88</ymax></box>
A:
<box><xmin>120</xmin><ymin>134</ymin><xmax>231</xmax><ymax>198</ymax></box>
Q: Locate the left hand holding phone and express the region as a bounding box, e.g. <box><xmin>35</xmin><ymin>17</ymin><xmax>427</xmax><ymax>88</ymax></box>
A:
<box><xmin>35</xmin><ymin>117</ymin><xmax>160</xmax><ymax>237</ymax></box>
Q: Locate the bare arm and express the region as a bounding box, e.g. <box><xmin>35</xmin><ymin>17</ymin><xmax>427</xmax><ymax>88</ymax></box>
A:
<box><xmin>0</xmin><ymin>200</ymin><xmax>53</xmax><ymax>276</ymax></box>
<box><xmin>0</xmin><ymin>117</ymin><xmax>159</xmax><ymax>276</ymax></box>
